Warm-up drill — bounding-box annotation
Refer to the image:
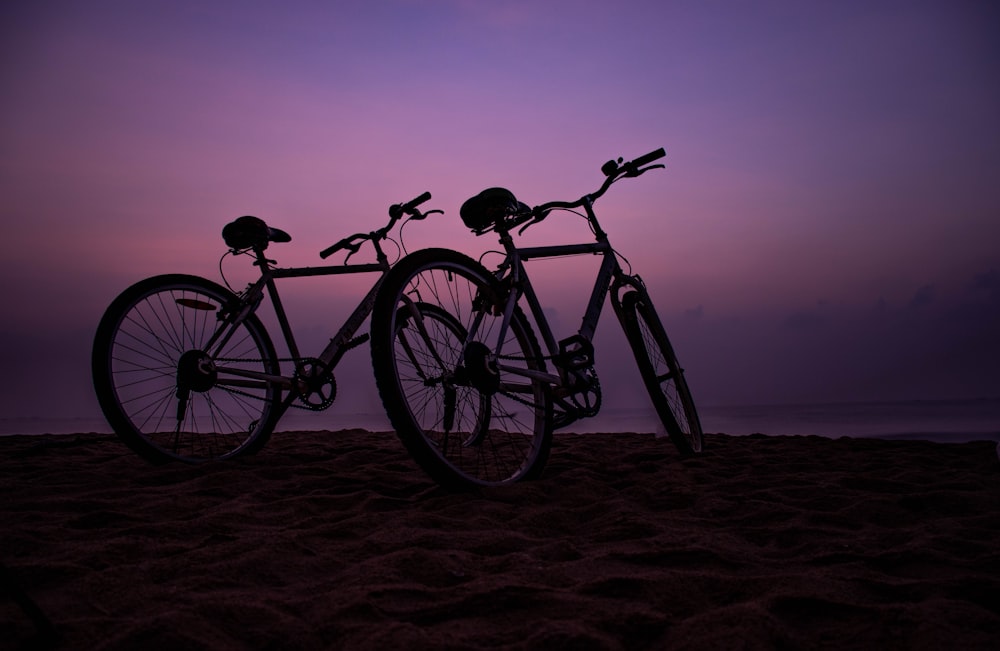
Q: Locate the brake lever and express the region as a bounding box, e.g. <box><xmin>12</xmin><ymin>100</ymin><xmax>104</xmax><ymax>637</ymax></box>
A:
<box><xmin>408</xmin><ymin>208</ymin><xmax>443</xmax><ymax>221</ymax></box>
<box><xmin>623</xmin><ymin>163</ymin><xmax>665</xmax><ymax>178</ymax></box>
<box><xmin>517</xmin><ymin>208</ymin><xmax>549</xmax><ymax>236</ymax></box>
<box><xmin>342</xmin><ymin>241</ymin><xmax>363</xmax><ymax>264</ymax></box>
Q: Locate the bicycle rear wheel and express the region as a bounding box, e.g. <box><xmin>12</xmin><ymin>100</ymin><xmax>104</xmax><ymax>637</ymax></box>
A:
<box><xmin>618</xmin><ymin>289</ymin><xmax>703</xmax><ymax>454</ymax></box>
<box><xmin>92</xmin><ymin>274</ymin><xmax>280</xmax><ymax>463</ymax></box>
<box><xmin>371</xmin><ymin>249</ymin><xmax>552</xmax><ymax>489</ymax></box>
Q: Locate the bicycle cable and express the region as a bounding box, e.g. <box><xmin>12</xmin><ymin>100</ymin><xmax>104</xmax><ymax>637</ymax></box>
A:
<box><xmin>219</xmin><ymin>250</ymin><xmax>238</xmax><ymax>292</ymax></box>
<box><xmin>384</xmin><ymin>234</ymin><xmax>403</xmax><ymax>264</ymax></box>
<box><xmin>219</xmin><ymin>248</ymin><xmax>259</xmax><ymax>293</ymax></box>
<box><xmin>397</xmin><ymin>213</ymin><xmax>424</xmax><ymax>259</ymax></box>
<box><xmin>397</xmin><ymin>216</ymin><xmax>414</xmax><ymax>257</ymax></box>
<box><xmin>478</xmin><ymin>249</ymin><xmax>506</xmax><ymax>268</ymax></box>
<box><xmin>614</xmin><ymin>248</ymin><xmax>634</xmax><ymax>276</ymax></box>
<box><xmin>551</xmin><ymin>205</ymin><xmax>634</xmax><ymax>275</ymax></box>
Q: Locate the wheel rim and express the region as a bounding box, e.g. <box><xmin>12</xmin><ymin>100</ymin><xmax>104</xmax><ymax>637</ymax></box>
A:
<box><xmin>104</xmin><ymin>283</ymin><xmax>276</xmax><ymax>461</ymax></box>
<box><xmin>388</xmin><ymin>265</ymin><xmax>548</xmax><ymax>485</ymax></box>
<box><xmin>632</xmin><ymin>300</ymin><xmax>701</xmax><ymax>452</ymax></box>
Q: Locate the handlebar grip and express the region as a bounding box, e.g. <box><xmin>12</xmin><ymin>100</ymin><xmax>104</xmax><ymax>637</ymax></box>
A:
<box><xmin>389</xmin><ymin>191</ymin><xmax>432</xmax><ymax>219</ymax></box>
<box><xmin>630</xmin><ymin>147</ymin><xmax>666</xmax><ymax>168</ymax></box>
<box><xmin>406</xmin><ymin>191</ymin><xmax>432</xmax><ymax>208</ymax></box>
<box><xmin>319</xmin><ymin>234</ymin><xmax>364</xmax><ymax>259</ymax></box>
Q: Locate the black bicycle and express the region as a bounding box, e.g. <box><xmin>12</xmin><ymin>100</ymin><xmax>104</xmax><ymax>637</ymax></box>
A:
<box><xmin>370</xmin><ymin>149</ymin><xmax>702</xmax><ymax>488</ymax></box>
<box><xmin>93</xmin><ymin>193</ymin><xmax>439</xmax><ymax>463</ymax></box>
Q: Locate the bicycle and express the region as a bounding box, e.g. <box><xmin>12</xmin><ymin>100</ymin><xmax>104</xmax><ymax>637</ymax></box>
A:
<box><xmin>92</xmin><ymin>193</ymin><xmax>440</xmax><ymax>464</ymax></box>
<box><xmin>369</xmin><ymin>148</ymin><xmax>702</xmax><ymax>489</ymax></box>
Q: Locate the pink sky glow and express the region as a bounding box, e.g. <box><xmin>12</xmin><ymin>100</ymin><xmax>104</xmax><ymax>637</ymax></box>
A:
<box><xmin>2</xmin><ymin>0</ymin><xmax>998</xmax><ymax>424</ymax></box>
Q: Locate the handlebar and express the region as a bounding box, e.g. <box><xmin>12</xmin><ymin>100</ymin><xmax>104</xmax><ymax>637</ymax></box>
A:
<box><xmin>389</xmin><ymin>191</ymin><xmax>432</xmax><ymax>220</ymax></box>
<box><xmin>516</xmin><ymin>147</ymin><xmax>665</xmax><ymax>233</ymax></box>
<box><xmin>628</xmin><ymin>147</ymin><xmax>666</xmax><ymax>170</ymax></box>
<box><xmin>319</xmin><ymin>191</ymin><xmax>438</xmax><ymax>259</ymax></box>
<box><xmin>319</xmin><ymin>233</ymin><xmax>369</xmax><ymax>259</ymax></box>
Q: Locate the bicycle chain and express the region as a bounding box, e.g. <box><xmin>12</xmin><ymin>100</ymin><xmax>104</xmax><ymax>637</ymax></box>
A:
<box><xmin>212</xmin><ymin>356</ymin><xmax>336</xmax><ymax>411</ymax></box>
<box><xmin>488</xmin><ymin>353</ymin><xmax>602</xmax><ymax>418</ymax></box>
<box><xmin>494</xmin><ymin>373</ymin><xmax>601</xmax><ymax>423</ymax></box>
<box><xmin>209</xmin><ymin>352</ymin><xmax>587</xmax><ymax>416</ymax></box>
<box><xmin>495</xmin><ymin>386</ymin><xmax>543</xmax><ymax>411</ymax></box>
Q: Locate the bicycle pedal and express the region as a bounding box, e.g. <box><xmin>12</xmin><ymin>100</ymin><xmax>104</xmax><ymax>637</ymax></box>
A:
<box><xmin>557</xmin><ymin>334</ymin><xmax>594</xmax><ymax>370</ymax></box>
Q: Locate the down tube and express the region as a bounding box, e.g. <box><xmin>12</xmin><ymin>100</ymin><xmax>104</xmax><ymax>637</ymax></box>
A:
<box><xmin>318</xmin><ymin>275</ymin><xmax>384</xmax><ymax>369</ymax></box>
<box><xmin>577</xmin><ymin>251</ymin><xmax>619</xmax><ymax>342</ymax></box>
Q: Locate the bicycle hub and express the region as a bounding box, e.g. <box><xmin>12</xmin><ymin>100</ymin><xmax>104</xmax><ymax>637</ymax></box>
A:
<box><xmin>463</xmin><ymin>342</ymin><xmax>500</xmax><ymax>395</ymax></box>
<box><xmin>176</xmin><ymin>350</ymin><xmax>217</xmax><ymax>392</ymax></box>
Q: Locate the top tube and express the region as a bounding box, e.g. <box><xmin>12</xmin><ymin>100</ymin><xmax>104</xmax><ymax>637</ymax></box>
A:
<box><xmin>513</xmin><ymin>241</ymin><xmax>611</xmax><ymax>262</ymax></box>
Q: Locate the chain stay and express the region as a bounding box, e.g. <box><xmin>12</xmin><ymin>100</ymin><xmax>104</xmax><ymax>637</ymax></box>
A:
<box><xmin>211</xmin><ymin>356</ymin><xmax>336</xmax><ymax>410</ymax></box>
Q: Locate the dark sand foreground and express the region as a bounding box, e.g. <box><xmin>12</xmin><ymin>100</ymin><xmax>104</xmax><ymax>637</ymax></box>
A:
<box><xmin>2</xmin><ymin>430</ymin><xmax>999</xmax><ymax>650</ymax></box>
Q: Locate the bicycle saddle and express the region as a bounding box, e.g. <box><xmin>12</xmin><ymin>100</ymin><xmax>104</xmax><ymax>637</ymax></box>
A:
<box><xmin>222</xmin><ymin>215</ymin><xmax>291</xmax><ymax>250</ymax></box>
<box><xmin>460</xmin><ymin>187</ymin><xmax>528</xmax><ymax>234</ymax></box>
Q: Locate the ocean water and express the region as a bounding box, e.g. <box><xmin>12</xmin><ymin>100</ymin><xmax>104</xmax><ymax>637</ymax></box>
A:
<box><xmin>697</xmin><ymin>399</ymin><xmax>1000</xmax><ymax>443</ymax></box>
<box><xmin>563</xmin><ymin>399</ymin><xmax>1000</xmax><ymax>443</ymax></box>
<box><xmin>2</xmin><ymin>399</ymin><xmax>998</xmax><ymax>444</ymax></box>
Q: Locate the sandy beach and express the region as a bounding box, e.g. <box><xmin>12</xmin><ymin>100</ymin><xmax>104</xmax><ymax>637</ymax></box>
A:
<box><xmin>2</xmin><ymin>430</ymin><xmax>998</xmax><ymax>650</ymax></box>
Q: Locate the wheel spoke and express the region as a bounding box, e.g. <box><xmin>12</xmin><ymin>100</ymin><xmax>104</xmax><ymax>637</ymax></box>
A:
<box><xmin>372</xmin><ymin>251</ymin><xmax>552</xmax><ymax>488</ymax></box>
<box><xmin>93</xmin><ymin>276</ymin><xmax>279</xmax><ymax>463</ymax></box>
<box><xmin>622</xmin><ymin>291</ymin><xmax>702</xmax><ymax>454</ymax></box>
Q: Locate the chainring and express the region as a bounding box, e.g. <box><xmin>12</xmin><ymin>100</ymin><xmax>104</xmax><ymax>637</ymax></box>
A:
<box><xmin>293</xmin><ymin>358</ymin><xmax>337</xmax><ymax>410</ymax></box>
<box><xmin>552</xmin><ymin>368</ymin><xmax>602</xmax><ymax>429</ymax></box>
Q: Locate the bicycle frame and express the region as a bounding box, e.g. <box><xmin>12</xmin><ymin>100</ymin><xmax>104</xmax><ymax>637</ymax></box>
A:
<box><xmin>206</xmin><ymin>240</ymin><xmax>391</xmax><ymax>419</ymax></box>
<box><xmin>479</xmin><ymin>199</ymin><xmax>643</xmax><ymax>391</ymax></box>
<box><xmin>367</xmin><ymin>148</ymin><xmax>701</xmax><ymax>486</ymax></box>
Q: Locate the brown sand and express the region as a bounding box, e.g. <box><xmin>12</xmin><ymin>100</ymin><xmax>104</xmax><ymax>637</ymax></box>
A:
<box><xmin>2</xmin><ymin>430</ymin><xmax>998</xmax><ymax>650</ymax></box>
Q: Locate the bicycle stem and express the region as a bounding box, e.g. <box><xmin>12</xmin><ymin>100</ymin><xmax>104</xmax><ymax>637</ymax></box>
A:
<box><xmin>581</xmin><ymin>196</ymin><xmax>608</xmax><ymax>241</ymax></box>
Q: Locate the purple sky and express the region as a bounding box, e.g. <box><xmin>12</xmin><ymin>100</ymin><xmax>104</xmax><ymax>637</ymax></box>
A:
<box><xmin>2</xmin><ymin>0</ymin><xmax>999</xmax><ymax>423</ymax></box>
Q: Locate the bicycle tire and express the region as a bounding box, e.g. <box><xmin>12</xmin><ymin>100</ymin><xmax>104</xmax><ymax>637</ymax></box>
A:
<box><xmin>618</xmin><ymin>290</ymin><xmax>703</xmax><ymax>454</ymax></box>
<box><xmin>371</xmin><ymin>248</ymin><xmax>552</xmax><ymax>489</ymax></box>
<box><xmin>92</xmin><ymin>274</ymin><xmax>280</xmax><ymax>463</ymax></box>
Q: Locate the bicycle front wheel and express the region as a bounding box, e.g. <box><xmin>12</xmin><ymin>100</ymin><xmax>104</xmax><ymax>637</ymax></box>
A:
<box><xmin>92</xmin><ymin>274</ymin><xmax>280</xmax><ymax>463</ymax></box>
<box><xmin>618</xmin><ymin>290</ymin><xmax>703</xmax><ymax>454</ymax></box>
<box><xmin>371</xmin><ymin>248</ymin><xmax>552</xmax><ymax>489</ymax></box>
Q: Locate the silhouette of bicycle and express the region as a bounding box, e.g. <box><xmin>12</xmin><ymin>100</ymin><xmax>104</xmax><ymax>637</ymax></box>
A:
<box><xmin>93</xmin><ymin>193</ymin><xmax>439</xmax><ymax>463</ymax></box>
<box><xmin>370</xmin><ymin>149</ymin><xmax>703</xmax><ymax>489</ymax></box>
